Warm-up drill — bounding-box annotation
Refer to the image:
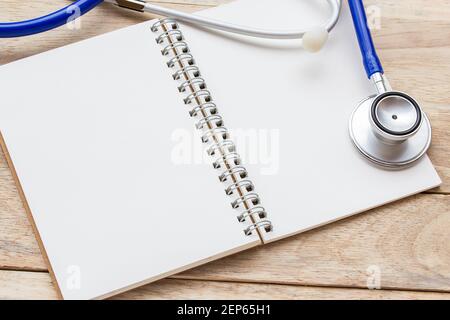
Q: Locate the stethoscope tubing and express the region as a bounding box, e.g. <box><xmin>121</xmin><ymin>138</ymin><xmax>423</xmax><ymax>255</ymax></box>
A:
<box><xmin>138</xmin><ymin>0</ymin><xmax>341</xmax><ymax>39</ymax></box>
<box><xmin>0</xmin><ymin>0</ymin><xmax>103</xmax><ymax>38</ymax></box>
<box><xmin>348</xmin><ymin>0</ymin><xmax>383</xmax><ymax>78</ymax></box>
<box><xmin>0</xmin><ymin>0</ymin><xmax>342</xmax><ymax>39</ymax></box>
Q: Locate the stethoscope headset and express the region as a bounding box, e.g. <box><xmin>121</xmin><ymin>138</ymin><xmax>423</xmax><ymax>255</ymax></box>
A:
<box><xmin>0</xmin><ymin>0</ymin><xmax>432</xmax><ymax>169</ymax></box>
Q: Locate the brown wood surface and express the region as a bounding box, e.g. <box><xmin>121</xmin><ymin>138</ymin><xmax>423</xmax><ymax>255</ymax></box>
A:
<box><xmin>2</xmin><ymin>270</ymin><xmax>450</xmax><ymax>300</ymax></box>
<box><xmin>0</xmin><ymin>0</ymin><xmax>449</xmax><ymax>299</ymax></box>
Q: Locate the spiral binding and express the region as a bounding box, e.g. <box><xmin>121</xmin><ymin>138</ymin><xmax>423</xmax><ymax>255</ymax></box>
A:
<box><xmin>151</xmin><ymin>19</ymin><xmax>273</xmax><ymax>237</ymax></box>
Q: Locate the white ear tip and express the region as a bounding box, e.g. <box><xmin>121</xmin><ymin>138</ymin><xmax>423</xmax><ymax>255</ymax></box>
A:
<box><xmin>302</xmin><ymin>27</ymin><xmax>329</xmax><ymax>53</ymax></box>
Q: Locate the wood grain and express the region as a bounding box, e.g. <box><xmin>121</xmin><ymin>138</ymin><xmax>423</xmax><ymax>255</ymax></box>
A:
<box><xmin>176</xmin><ymin>195</ymin><xmax>450</xmax><ymax>292</ymax></box>
<box><xmin>2</xmin><ymin>177</ymin><xmax>449</xmax><ymax>292</ymax></box>
<box><xmin>1</xmin><ymin>270</ymin><xmax>450</xmax><ymax>300</ymax></box>
<box><xmin>0</xmin><ymin>1</ymin><xmax>212</xmax><ymax>65</ymax></box>
<box><xmin>0</xmin><ymin>0</ymin><xmax>449</xmax><ymax>299</ymax></box>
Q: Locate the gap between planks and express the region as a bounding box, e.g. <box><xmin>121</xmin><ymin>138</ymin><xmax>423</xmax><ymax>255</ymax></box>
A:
<box><xmin>1</xmin><ymin>269</ymin><xmax>450</xmax><ymax>300</ymax></box>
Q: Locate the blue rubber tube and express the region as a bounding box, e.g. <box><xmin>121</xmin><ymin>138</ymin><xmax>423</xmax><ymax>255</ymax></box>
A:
<box><xmin>348</xmin><ymin>0</ymin><xmax>383</xmax><ymax>78</ymax></box>
<box><xmin>0</xmin><ymin>0</ymin><xmax>103</xmax><ymax>38</ymax></box>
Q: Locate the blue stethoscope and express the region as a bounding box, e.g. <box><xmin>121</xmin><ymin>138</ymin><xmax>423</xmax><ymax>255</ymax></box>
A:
<box><xmin>0</xmin><ymin>0</ymin><xmax>431</xmax><ymax>169</ymax></box>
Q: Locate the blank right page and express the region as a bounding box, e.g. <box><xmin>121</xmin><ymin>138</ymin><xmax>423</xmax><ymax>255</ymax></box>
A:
<box><xmin>180</xmin><ymin>0</ymin><xmax>442</xmax><ymax>242</ymax></box>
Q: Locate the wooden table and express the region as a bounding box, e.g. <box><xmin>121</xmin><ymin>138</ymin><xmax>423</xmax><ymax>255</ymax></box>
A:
<box><xmin>0</xmin><ymin>0</ymin><xmax>449</xmax><ymax>300</ymax></box>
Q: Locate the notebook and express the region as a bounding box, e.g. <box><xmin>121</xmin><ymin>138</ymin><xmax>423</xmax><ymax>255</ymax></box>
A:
<box><xmin>0</xmin><ymin>0</ymin><xmax>441</xmax><ymax>299</ymax></box>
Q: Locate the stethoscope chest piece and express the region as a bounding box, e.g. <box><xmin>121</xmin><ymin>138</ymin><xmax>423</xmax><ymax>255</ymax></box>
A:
<box><xmin>349</xmin><ymin>92</ymin><xmax>432</xmax><ymax>169</ymax></box>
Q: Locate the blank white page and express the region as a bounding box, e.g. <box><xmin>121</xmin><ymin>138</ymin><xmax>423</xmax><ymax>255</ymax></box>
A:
<box><xmin>0</xmin><ymin>21</ymin><xmax>260</xmax><ymax>299</ymax></box>
<box><xmin>177</xmin><ymin>0</ymin><xmax>441</xmax><ymax>242</ymax></box>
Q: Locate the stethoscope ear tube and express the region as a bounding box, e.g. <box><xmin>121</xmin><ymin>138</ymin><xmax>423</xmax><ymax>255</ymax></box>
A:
<box><xmin>0</xmin><ymin>0</ymin><xmax>342</xmax><ymax>40</ymax></box>
<box><xmin>0</xmin><ymin>0</ymin><xmax>103</xmax><ymax>38</ymax></box>
<box><xmin>348</xmin><ymin>0</ymin><xmax>383</xmax><ymax>78</ymax></box>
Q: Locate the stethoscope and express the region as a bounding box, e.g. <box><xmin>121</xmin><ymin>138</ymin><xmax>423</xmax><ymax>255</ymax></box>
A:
<box><xmin>0</xmin><ymin>0</ymin><xmax>431</xmax><ymax>169</ymax></box>
<box><xmin>347</xmin><ymin>0</ymin><xmax>431</xmax><ymax>169</ymax></box>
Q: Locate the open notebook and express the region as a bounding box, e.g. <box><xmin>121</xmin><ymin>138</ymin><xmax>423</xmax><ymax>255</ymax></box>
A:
<box><xmin>0</xmin><ymin>0</ymin><xmax>441</xmax><ymax>299</ymax></box>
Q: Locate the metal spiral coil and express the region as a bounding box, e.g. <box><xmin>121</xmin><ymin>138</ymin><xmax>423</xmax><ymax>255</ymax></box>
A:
<box><xmin>179</xmin><ymin>77</ymin><xmax>206</xmax><ymax>93</ymax></box>
<box><xmin>151</xmin><ymin>18</ymin><xmax>273</xmax><ymax>236</ymax></box>
<box><xmin>183</xmin><ymin>89</ymin><xmax>211</xmax><ymax>105</ymax></box>
<box><xmin>173</xmin><ymin>66</ymin><xmax>200</xmax><ymax>80</ymax></box>
<box><xmin>196</xmin><ymin>115</ymin><xmax>223</xmax><ymax>130</ymax></box>
<box><xmin>244</xmin><ymin>221</ymin><xmax>273</xmax><ymax>236</ymax></box>
<box><xmin>219</xmin><ymin>166</ymin><xmax>248</xmax><ymax>183</ymax></box>
<box><xmin>189</xmin><ymin>102</ymin><xmax>217</xmax><ymax>117</ymax></box>
<box><xmin>162</xmin><ymin>41</ymin><xmax>189</xmax><ymax>56</ymax></box>
<box><xmin>225</xmin><ymin>180</ymin><xmax>254</xmax><ymax>196</ymax></box>
<box><xmin>231</xmin><ymin>193</ymin><xmax>260</xmax><ymax>209</ymax></box>
<box><xmin>167</xmin><ymin>53</ymin><xmax>195</xmax><ymax>68</ymax></box>
<box><xmin>201</xmin><ymin>127</ymin><xmax>229</xmax><ymax>143</ymax></box>
<box><xmin>213</xmin><ymin>152</ymin><xmax>241</xmax><ymax>169</ymax></box>
<box><xmin>156</xmin><ymin>29</ymin><xmax>183</xmax><ymax>44</ymax></box>
<box><xmin>151</xmin><ymin>18</ymin><xmax>179</xmax><ymax>32</ymax></box>
<box><xmin>207</xmin><ymin>140</ymin><xmax>235</xmax><ymax>156</ymax></box>
<box><xmin>238</xmin><ymin>207</ymin><xmax>267</xmax><ymax>223</ymax></box>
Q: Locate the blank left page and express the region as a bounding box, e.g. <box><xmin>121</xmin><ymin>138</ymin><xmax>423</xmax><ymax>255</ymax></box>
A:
<box><xmin>0</xmin><ymin>21</ymin><xmax>260</xmax><ymax>300</ymax></box>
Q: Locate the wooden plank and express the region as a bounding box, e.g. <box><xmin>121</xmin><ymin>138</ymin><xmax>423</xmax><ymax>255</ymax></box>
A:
<box><xmin>368</xmin><ymin>0</ymin><xmax>450</xmax><ymax>50</ymax></box>
<box><xmin>1</xmin><ymin>270</ymin><xmax>450</xmax><ymax>300</ymax></box>
<box><xmin>0</xmin><ymin>150</ymin><xmax>46</xmax><ymax>271</ymax></box>
<box><xmin>176</xmin><ymin>194</ymin><xmax>450</xmax><ymax>292</ymax></box>
<box><xmin>425</xmin><ymin>106</ymin><xmax>450</xmax><ymax>194</ymax></box>
<box><xmin>0</xmin><ymin>270</ymin><xmax>58</xmax><ymax>300</ymax></box>
<box><xmin>381</xmin><ymin>48</ymin><xmax>450</xmax><ymax>107</ymax></box>
<box><xmin>1</xmin><ymin>0</ymin><xmax>450</xmax><ymax>64</ymax></box>
<box><xmin>0</xmin><ymin>1</ymin><xmax>210</xmax><ymax>65</ymax></box>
